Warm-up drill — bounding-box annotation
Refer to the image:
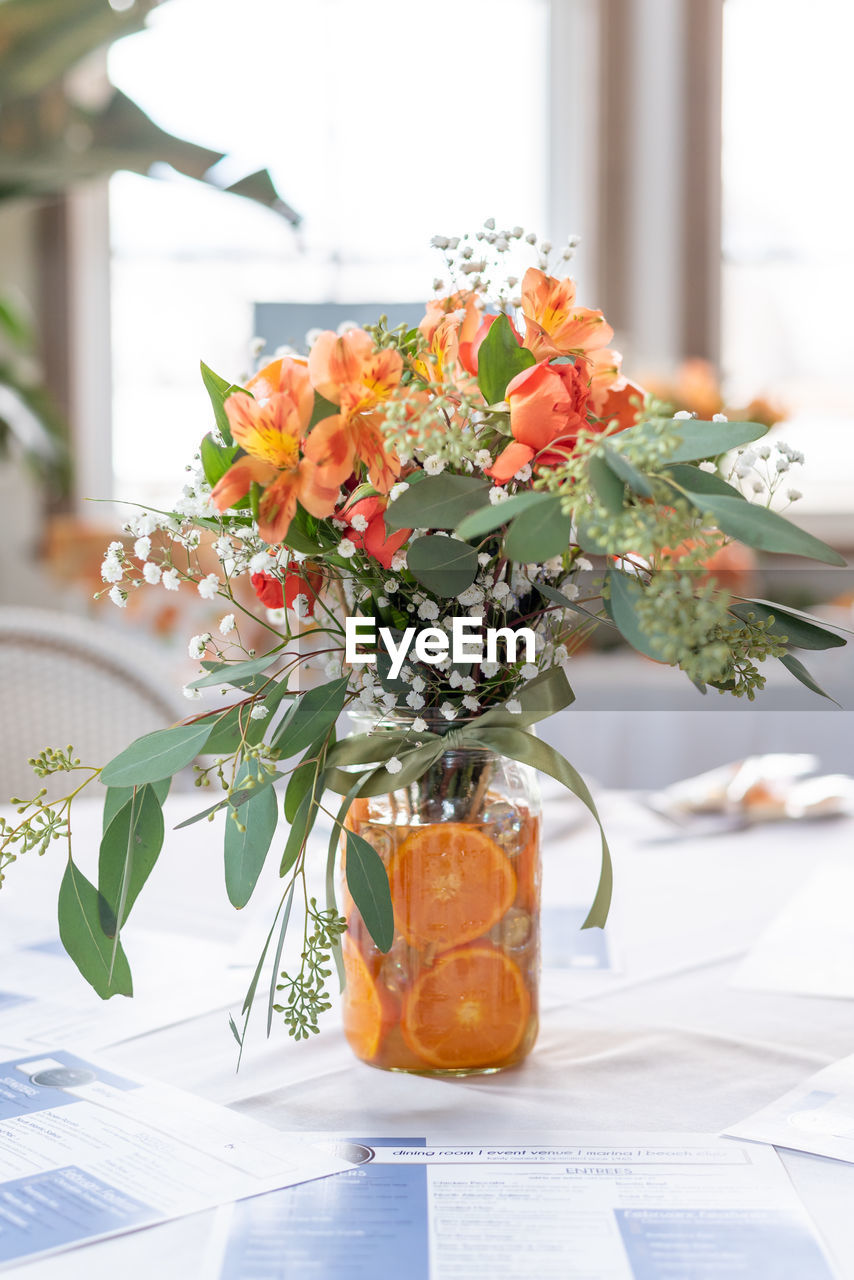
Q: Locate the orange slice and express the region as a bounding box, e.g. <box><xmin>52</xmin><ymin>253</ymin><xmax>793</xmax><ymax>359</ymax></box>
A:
<box><xmin>341</xmin><ymin>934</ymin><xmax>383</xmax><ymax>1062</ymax></box>
<box><xmin>388</xmin><ymin>824</ymin><xmax>516</xmax><ymax>951</ymax></box>
<box><xmin>401</xmin><ymin>945</ymin><xmax>530</xmax><ymax>1069</ymax></box>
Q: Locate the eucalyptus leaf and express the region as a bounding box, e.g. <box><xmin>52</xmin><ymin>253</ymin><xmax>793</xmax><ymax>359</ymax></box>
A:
<box><xmin>103</xmin><ymin>777</ymin><xmax>170</xmax><ymax>834</ymax></box>
<box><xmin>730</xmin><ymin>600</ymin><xmax>847</xmax><ymax>651</ymax></box>
<box><xmin>504</xmin><ymin>497</ymin><xmax>572</xmax><ymax>562</ymax></box>
<box><xmin>308</xmin><ymin>393</ymin><xmax>338</xmax><ymax>428</ymax></box>
<box><xmin>538</xmin><ymin>582</ymin><xmax>613</xmax><ymax>627</ymax></box>
<box><xmin>344</xmin><ymin>829</ymin><xmax>394</xmax><ymax>952</ymax></box>
<box><xmin>284</xmin><ymin>731</ymin><xmax>330</xmax><ymax>822</ymax></box>
<box><xmin>100</xmin><ymin>722</ymin><xmax>213</xmax><ymax>787</ymax></box>
<box><xmin>385</xmin><ymin>474</ymin><xmax>491</xmax><ymax>531</ymax></box>
<box><xmin>660</xmin><ymin>463</ymin><xmax>744</xmax><ymax>498</ymax></box>
<box><xmin>680</xmin><ymin>492</ymin><xmax>846</xmax><ymax>566</ymax></box>
<box><xmin>454</xmin><ymin>490</ymin><xmax>553</xmax><ymax>542</ymax></box>
<box><xmin>779</xmin><ymin>653</ymin><xmax>841</xmax><ymax>706</ymax></box>
<box><xmin>279</xmin><ymin>790</ymin><xmax>317</xmax><ymax>876</ymax></box>
<box><xmin>225</xmin><ymin>769</ymin><xmax>280</xmax><ymax>908</ymax></box>
<box><xmin>621</xmin><ymin>417</ymin><xmax>767</xmax><ymax>462</ymax></box>
<box><xmin>267</xmin><ymin>878</ymin><xmax>296</xmax><ymax>1035</ymax></box>
<box><xmin>408</xmin><ymin>535</ymin><xmax>478</xmax><ymax>596</ymax></box>
<box><xmin>189</xmin><ymin>652</ymin><xmax>282</xmax><ymax>691</ymax></box>
<box><xmin>203</xmin><ymin>679</ymin><xmax>293</xmax><ymax>754</ymax></box>
<box><xmin>600</xmin><ymin>441</ymin><xmax>655</xmax><ymax>498</ymax></box>
<box><xmin>98</xmin><ymin>784</ymin><xmax>165</xmax><ymax>935</ymax></box>
<box><xmin>588</xmin><ymin>454</ymin><xmax>625</xmax><ymax>514</ymax></box>
<box><xmin>272</xmin><ymin>677</ymin><xmax>348</xmax><ymax>758</ymax></box>
<box><xmin>476</xmin><ymin>312</ymin><xmax>536</xmax><ymax>405</ymax></box>
<box><xmin>606</xmin><ymin>570</ymin><xmax>670</xmax><ymax>662</ymax></box>
<box><xmin>58</xmin><ymin>860</ymin><xmax>133</xmax><ymax>999</ymax></box>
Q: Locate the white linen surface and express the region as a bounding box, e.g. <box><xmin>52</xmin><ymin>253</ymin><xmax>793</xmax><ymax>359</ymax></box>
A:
<box><xmin>2</xmin><ymin>782</ymin><xmax>854</xmax><ymax>1279</ymax></box>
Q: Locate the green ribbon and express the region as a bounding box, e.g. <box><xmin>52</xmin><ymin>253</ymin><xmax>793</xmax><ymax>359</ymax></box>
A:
<box><xmin>322</xmin><ymin>666</ymin><xmax>612</xmax><ymax>930</ymax></box>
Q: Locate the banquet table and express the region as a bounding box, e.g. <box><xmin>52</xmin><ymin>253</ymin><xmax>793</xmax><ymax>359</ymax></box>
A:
<box><xmin>3</xmin><ymin>782</ymin><xmax>854</xmax><ymax>1279</ymax></box>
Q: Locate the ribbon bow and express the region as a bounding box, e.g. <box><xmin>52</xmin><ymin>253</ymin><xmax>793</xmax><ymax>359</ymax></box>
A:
<box><xmin>323</xmin><ymin>666</ymin><xmax>612</xmax><ymax>930</ymax></box>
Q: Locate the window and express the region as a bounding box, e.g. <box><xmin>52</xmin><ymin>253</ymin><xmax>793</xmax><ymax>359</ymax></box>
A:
<box><xmin>722</xmin><ymin>0</ymin><xmax>854</xmax><ymax>527</ymax></box>
<box><xmin>108</xmin><ymin>0</ymin><xmax>551</xmax><ymax>508</ymax></box>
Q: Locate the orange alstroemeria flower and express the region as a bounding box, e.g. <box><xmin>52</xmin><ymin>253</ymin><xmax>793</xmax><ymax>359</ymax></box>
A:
<box><xmin>211</xmin><ymin>360</ymin><xmax>348</xmax><ymax>543</ymax></box>
<box><xmin>308</xmin><ymin>329</ymin><xmax>403</xmax><ymax>417</ymax></box>
<box><xmin>520</xmin><ymin>267</ymin><xmax>614</xmax><ymax>361</ymax></box>
<box><xmin>486</xmin><ymin>358</ymin><xmax>592</xmax><ymax>484</ymax></box>
<box><xmin>419</xmin><ymin>291</ymin><xmax>481</xmax><ymax>346</ymax></box>
<box><xmin>307</xmin><ymin>330</ymin><xmax>402</xmax><ymax>492</ymax></box>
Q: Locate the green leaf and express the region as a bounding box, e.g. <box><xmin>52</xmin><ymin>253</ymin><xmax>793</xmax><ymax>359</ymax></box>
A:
<box><xmin>476</xmin><ymin>313</ymin><xmax>536</xmax><ymax>405</ymax></box>
<box><xmin>98</xmin><ymin>784</ymin><xmax>165</xmax><ymax>935</ymax></box>
<box><xmin>621</xmin><ymin>417</ymin><xmax>767</xmax><ymax>462</ymax></box>
<box><xmin>779</xmin><ymin>653</ymin><xmax>841</xmax><ymax>706</ymax></box>
<box><xmin>200</xmin><ymin>361</ymin><xmax>245</xmax><ymax>445</ymax></box>
<box><xmin>600</xmin><ymin>442</ymin><xmax>655</xmax><ymax>498</ymax></box>
<box><xmin>58</xmin><ymin>860</ymin><xmax>133</xmax><ymax>999</ymax></box>
<box><xmin>100</xmin><ymin>722</ymin><xmax>213</xmax><ymax>787</ymax></box>
<box><xmin>103</xmin><ymin>777</ymin><xmax>170</xmax><ymax>834</ymax></box>
<box><xmin>224</xmin><ymin>767</ymin><xmax>280</xmax><ymax>908</ymax></box>
<box><xmin>680</xmin><ymin>492</ymin><xmax>846</xmax><ymax>566</ymax></box>
<box><xmin>730</xmin><ymin>600</ymin><xmax>848</xmax><ymax>651</ymax></box>
<box><xmin>407</xmin><ymin>535</ymin><xmax>478</xmax><ymax>596</ymax></box>
<box><xmin>284</xmin><ymin>759</ymin><xmax>318</xmax><ymax>824</ymax></box>
<box><xmin>345</xmin><ymin>829</ymin><xmax>394</xmax><ymax>952</ymax></box>
<box><xmin>385</xmin><ymin>474</ymin><xmax>492</xmax><ymax>531</ymax></box>
<box><xmin>267</xmin><ymin>878</ymin><xmax>296</xmax><ymax>1035</ymax></box>
<box><xmin>469</xmin><ymin>727</ymin><xmax>612</xmax><ymax>930</ymax></box>
<box><xmin>660</xmin><ymin>463</ymin><xmax>745</xmax><ymax>498</ymax></box>
<box><xmin>455</xmin><ymin>490</ymin><xmax>554</xmax><ymax>542</ymax></box>
<box><xmin>199</xmin><ymin>431</ymin><xmax>238</xmax><ymax>488</ymax></box>
<box><xmin>272</xmin><ymin>677</ymin><xmax>349</xmax><ymax>759</ymax></box>
<box><xmin>538</xmin><ymin>582</ymin><xmax>613</xmax><ymax>628</ymax></box>
<box><xmin>173</xmin><ymin>798</ymin><xmax>229</xmax><ymax>830</ymax></box>
<box><xmin>189</xmin><ymin>652</ymin><xmax>282</xmax><ymax>691</ymax></box>
<box><xmin>588</xmin><ymin>454</ymin><xmax>625</xmax><ymax>514</ymax></box>
<box><xmin>504</xmin><ymin>497</ymin><xmax>572</xmax><ymax>562</ymax></box>
<box><xmin>308</xmin><ymin>393</ymin><xmax>338</xmax><ymax>428</ymax></box>
<box><xmin>606</xmin><ymin>570</ymin><xmax>670</xmax><ymax>662</ymax></box>
<box><xmin>203</xmin><ymin>680</ymin><xmax>293</xmax><ymax>754</ymax></box>
<box><xmin>279</xmin><ymin>790</ymin><xmax>318</xmax><ymax>876</ymax></box>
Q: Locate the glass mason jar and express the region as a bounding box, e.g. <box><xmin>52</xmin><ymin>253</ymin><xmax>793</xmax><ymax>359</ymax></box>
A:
<box><xmin>339</xmin><ymin>725</ymin><xmax>542</xmax><ymax>1076</ymax></box>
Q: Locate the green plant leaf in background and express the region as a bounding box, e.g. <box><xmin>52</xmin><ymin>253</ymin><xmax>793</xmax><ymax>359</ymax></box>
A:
<box><xmin>680</xmin><ymin>492</ymin><xmax>846</xmax><ymax>566</ymax></box>
<box><xmin>58</xmin><ymin>859</ymin><xmax>133</xmax><ymax>999</ymax></box>
<box><xmin>279</xmin><ymin>790</ymin><xmax>317</xmax><ymax>877</ymax></box>
<box><xmin>98</xmin><ymin>784</ymin><xmax>165</xmax><ymax>936</ymax></box>
<box><xmin>224</xmin><ymin>766</ymin><xmax>280</xmax><ymax>909</ymax></box>
<box><xmin>344</xmin><ymin>829</ymin><xmax>394</xmax><ymax>952</ymax></box>
<box><xmin>272</xmin><ymin>678</ymin><xmax>349</xmax><ymax>759</ymax></box>
<box><xmin>100</xmin><ymin>722</ymin><xmax>213</xmax><ymax>787</ymax></box>
<box><xmin>407</xmin><ymin>535</ymin><xmax>479</xmax><ymax>596</ymax></box>
<box><xmin>504</xmin><ymin>496</ymin><xmax>573</xmax><ymax>562</ymax></box>
<box><xmin>779</xmin><ymin>653</ymin><xmax>842</xmax><ymax>706</ymax></box>
<box><xmin>385</xmin><ymin>475</ymin><xmax>491</xmax><ymax>531</ymax></box>
<box><xmin>454</xmin><ymin>490</ymin><xmax>552</xmax><ymax>542</ymax></box>
<box><xmin>476</xmin><ymin>313</ymin><xmax>536</xmax><ymax>405</ymax></box>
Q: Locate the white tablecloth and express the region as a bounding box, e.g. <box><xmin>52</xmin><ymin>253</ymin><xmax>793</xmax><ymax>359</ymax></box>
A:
<box><xmin>3</xmin><ymin>785</ymin><xmax>854</xmax><ymax>1279</ymax></box>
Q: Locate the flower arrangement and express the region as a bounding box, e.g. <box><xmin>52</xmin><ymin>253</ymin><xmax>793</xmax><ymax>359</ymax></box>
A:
<box><xmin>1</xmin><ymin>222</ymin><xmax>847</xmax><ymax>1058</ymax></box>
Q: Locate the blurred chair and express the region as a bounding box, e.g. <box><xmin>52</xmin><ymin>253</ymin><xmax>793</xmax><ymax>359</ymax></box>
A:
<box><xmin>0</xmin><ymin>607</ymin><xmax>186</xmax><ymax>801</ymax></box>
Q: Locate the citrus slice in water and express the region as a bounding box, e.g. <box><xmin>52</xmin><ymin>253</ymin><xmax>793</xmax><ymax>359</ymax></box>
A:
<box><xmin>341</xmin><ymin>934</ymin><xmax>383</xmax><ymax>1062</ymax></box>
<box><xmin>388</xmin><ymin>824</ymin><xmax>515</xmax><ymax>951</ymax></box>
<box><xmin>401</xmin><ymin>945</ymin><xmax>530</xmax><ymax>1069</ymax></box>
